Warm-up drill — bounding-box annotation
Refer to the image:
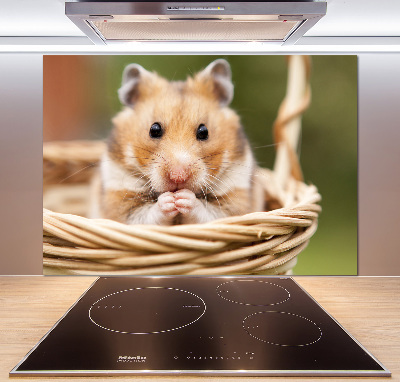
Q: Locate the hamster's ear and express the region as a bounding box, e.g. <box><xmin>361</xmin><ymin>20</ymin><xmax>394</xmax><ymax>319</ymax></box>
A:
<box><xmin>118</xmin><ymin>64</ymin><xmax>152</xmax><ymax>107</ymax></box>
<box><xmin>197</xmin><ymin>59</ymin><xmax>234</xmax><ymax>106</ymax></box>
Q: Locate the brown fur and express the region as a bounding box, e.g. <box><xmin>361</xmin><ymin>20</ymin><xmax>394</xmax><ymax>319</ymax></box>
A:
<box><xmin>95</xmin><ymin>60</ymin><xmax>261</xmax><ymax>225</ymax></box>
<box><xmin>110</xmin><ymin>76</ymin><xmax>246</xmax><ymax>173</ymax></box>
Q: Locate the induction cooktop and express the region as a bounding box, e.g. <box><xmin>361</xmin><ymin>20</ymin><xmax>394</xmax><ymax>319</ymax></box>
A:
<box><xmin>10</xmin><ymin>277</ymin><xmax>390</xmax><ymax>377</ymax></box>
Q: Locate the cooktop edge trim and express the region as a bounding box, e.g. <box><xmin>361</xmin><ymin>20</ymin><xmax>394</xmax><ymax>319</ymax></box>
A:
<box><xmin>9</xmin><ymin>277</ymin><xmax>101</xmax><ymax>376</ymax></box>
<box><xmin>291</xmin><ymin>278</ymin><xmax>391</xmax><ymax>377</ymax></box>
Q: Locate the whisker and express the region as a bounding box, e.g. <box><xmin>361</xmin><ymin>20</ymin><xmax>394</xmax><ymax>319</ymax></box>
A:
<box><xmin>199</xmin><ymin>185</ymin><xmax>208</xmax><ymax>210</ymax></box>
<box><xmin>216</xmin><ymin>161</ymin><xmax>255</xmax><ymax>170</ymax></box>
<box><xmin>198</xmin><ymin>151</ymin><xmax>226</xmax><ymax>161</ymax></box>
<box><xmin>207</xmin><ymin>173</ymin><xmax>235</xmax><ymax>194</ymax></box>
<box><xmin>203</xmin><ymin>180</ymin><xmax>223</xmax><ymax>213</ymax></box>
<box><xmin>142</xmin><ymin>179</ymin><xmax>152</xmax><ymax>189</ymax></box>
<box><xmin>124</xmin><ymin>156</ymin><xmax>155</xmax><ymax>162</ymax></box>
<box><xmin>211</xmin><ymin>187</ymin><xmax>233</xmax><ymax>209</ymax></box>
<box><xmin>57</xmin><ymin>163</ymin><xmax>97</xmax><ymax>184</ymax></box>
<box><xmin>207</xmin><ymin>167</ymin><xmax>255</xmax><ymax>177</ymax></box>
<box><xmin>206</xmin><ymin>176</ymin><xmax>236</xmax><ymax>206</ymax></box>
<box><xmin>131</xmin><ymin>145</ymin><xmax>167</xmax><ymax>163</ymax></box>
<box><xmin>252</xmin><ymin>142</ymin><xmax>280</xmax><ymax>149</ymax></box>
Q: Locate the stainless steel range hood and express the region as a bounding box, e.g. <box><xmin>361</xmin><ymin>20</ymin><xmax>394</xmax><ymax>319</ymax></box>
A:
<box><xmin>65</xmin><ymin>1</ymin><xmax>326</xmax><ymax>45</ymax></box>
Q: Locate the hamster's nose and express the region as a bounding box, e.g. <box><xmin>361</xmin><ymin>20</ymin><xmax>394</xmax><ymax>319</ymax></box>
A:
<box><xmin>169</xmin><ymin>166</ymin><xmax>190</xmax><ymax>184</ymax></box>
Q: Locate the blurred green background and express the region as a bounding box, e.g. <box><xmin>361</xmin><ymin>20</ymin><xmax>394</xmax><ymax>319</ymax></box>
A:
<box><xmin>44</xmin><ymin>55</ymin><xmax>357</xmax><ymax>275</ymax></box>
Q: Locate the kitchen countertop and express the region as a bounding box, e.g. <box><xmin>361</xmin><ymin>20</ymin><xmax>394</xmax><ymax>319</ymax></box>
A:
<box><xmin>1</xmin><ymin>276</ymin><xmax>399</xmax><ymax>381</ymax></box>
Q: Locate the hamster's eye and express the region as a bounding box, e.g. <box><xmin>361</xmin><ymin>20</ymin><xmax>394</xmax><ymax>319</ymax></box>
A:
<box><xmin>149</xmin><ymin>122</ymin><xmax>163</xmax><ymax>139</ymax></box>
<box><xmin>196</xmin><ymin>124</ymin><xmax>209</xmax><ymax>141</ymax></box>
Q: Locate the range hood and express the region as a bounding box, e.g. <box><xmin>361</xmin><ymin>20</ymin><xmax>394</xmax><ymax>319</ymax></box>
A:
<box><xmin>65</xmin><ymin>1</ymin><xmax>326</xmax><ymax>45</ymax></box>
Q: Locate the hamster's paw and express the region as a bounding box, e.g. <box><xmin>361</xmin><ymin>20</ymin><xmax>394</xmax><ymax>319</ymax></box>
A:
<box><xmin>157</xmin><ymin>192</ymin><xmax>179</xmax><ymax>219</ymax></box>
<box><xmin>174</xmin><ymin>189</ymin><xmax>199</xmax><ymax>215</ymax></box>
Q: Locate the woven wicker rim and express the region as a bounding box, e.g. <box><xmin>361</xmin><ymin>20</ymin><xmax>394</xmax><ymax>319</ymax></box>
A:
<box><xmin>43</xmin><ymin>166</ymin><xmax>321</xmax><ymax>274</ymax></box>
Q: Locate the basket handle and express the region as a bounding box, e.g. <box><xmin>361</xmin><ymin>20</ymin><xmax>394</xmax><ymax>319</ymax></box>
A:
<box><xmin>273</xmin><ymin>55</ymin><xmax>312</xmax><ymax>190</ymax></box>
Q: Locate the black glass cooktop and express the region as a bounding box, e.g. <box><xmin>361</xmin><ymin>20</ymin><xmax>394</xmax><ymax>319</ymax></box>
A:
<box><xmin>10</xmin><ymin>277</ymin><xmax>390</xmax><ymax>377</ymax></box>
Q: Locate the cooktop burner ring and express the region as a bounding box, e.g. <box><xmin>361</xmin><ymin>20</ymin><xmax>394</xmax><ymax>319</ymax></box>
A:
<box><xmin>88</xmin><ymin>286</ymin><xmax>206</xmax><ymax>335</ymax></box>
<box><xmin>243</xmin><ymin>310</ymin><xmax>323</xmax><ymax>347</ymax></box>
<box><xmin>216</xmin><ymin>279</ymin><xmax>290</xmax><ymax>306</ymax></box>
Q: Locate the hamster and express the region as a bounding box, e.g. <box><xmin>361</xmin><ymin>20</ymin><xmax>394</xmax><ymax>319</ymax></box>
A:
<box><xmin>92</xmin><ymin>59</ymin><xmax>263</xmax><ymax>225</ymax></box>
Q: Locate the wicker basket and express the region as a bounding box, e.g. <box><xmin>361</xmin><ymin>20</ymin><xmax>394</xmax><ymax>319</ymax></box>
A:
<box><xmin>43</xmin><ymin>56</ymin><xmax>321</xmax><ymax>275</ymax></box>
